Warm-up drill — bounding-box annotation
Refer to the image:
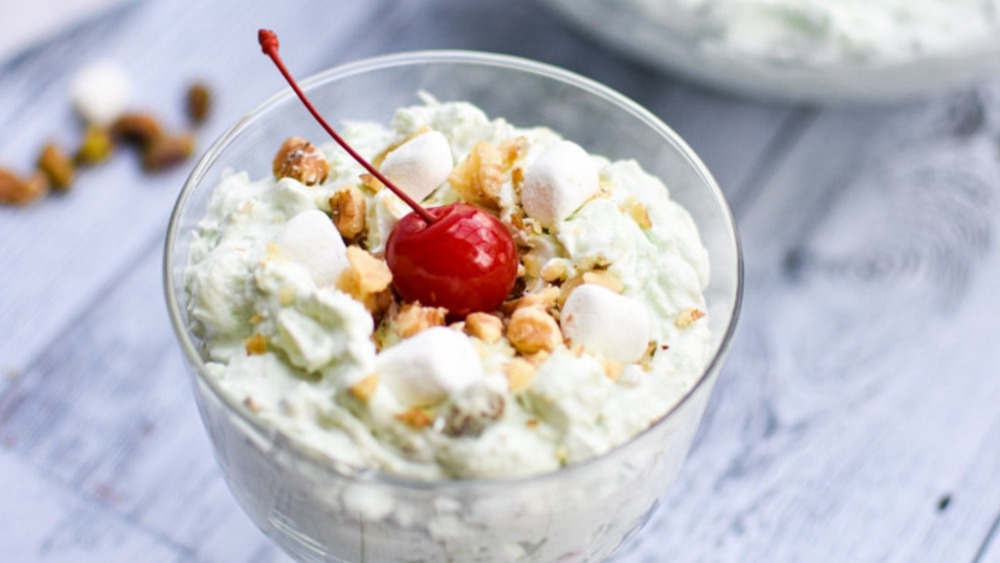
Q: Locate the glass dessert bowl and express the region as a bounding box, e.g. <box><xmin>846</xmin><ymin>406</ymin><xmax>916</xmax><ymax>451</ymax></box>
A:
<box><xmin>164</xmin><ymin>51</ymin><xmax>742</xmax><ymax>562</ymax></box>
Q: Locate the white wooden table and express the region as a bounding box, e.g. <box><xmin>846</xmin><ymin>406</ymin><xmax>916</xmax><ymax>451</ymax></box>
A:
<box><xmin>2</xmin><ymin>1</ymin><xmax>999</xmax><ymax>561</ymax></box>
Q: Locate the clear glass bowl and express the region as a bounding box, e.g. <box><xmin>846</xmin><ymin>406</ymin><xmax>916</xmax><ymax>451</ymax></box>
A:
<box><xmin>164</xmin><ymin>51</ymin><xmax>742</xmax><ymax>562</ymax></box>
<box><xmin>543</xmin><ymin>0</ymin><xmax>1000</xmax><ymax>104</ymax></box>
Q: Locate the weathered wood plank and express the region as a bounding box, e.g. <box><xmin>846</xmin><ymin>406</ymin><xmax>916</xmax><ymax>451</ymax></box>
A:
<box><xmin>0</xmin><ymin>450</ymin><xmax>187</xmax><ymax>561</ymax></box>
<box><xmin>977</xmin><ymin>521</ymin><xmax>1000</xmax><ymax>563</ymax></box>
<box><xmin>900</xmin><ymin>413</ymin><xmax>1000</xmax><ymax>563</ymax></box>
<box><xmin>619</xmin><ymin>80</ymin><xmax>1000</xmax><ymax>562</ymax></box>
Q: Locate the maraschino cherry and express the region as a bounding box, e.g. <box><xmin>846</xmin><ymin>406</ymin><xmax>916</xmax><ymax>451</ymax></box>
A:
<box><xmin>259</xmin><ymin>30</ymin><xmax>518</xmax><ymax>316</ymax></box>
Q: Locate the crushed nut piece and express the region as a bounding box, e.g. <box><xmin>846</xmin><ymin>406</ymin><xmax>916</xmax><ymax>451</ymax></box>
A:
<box><xmin>557</xmin><ymin>271</ymin><xmax>622</xmax><ymax>308</ymax></box>
<box><xmin>394</xmin><ymin>302</ymin><xmax>447</xmax><ymax>338</ymax></box>
<box><xmin>330</xmin><ymin>185</ymin><xmax>366</xmax><ymax>241</ymax></box>
<box><xmin>602</xmin><ymin>359</ymin><xmax>624</xmax><ymax>381</ymax></box>
<box><xmin>464</xmin><ymin>312</ymin><xmax>504</xmax><ymax>343</ymax></box>
<box><xmin>245</xmin><ymin>334</ymin><xmax>267</xmax><ymax>355</ymax></box>
<box><xmin>626</xmin><ymin>200</ymin><xmax>652</xmax><ymax>229</ymax></box>
<box><xmin>186</xmin><ymin>82</ymin><xmax>212</xmax><ymax>125</ymax></box>
<box><xmin>502</xmin><ymin>286</ymin><xmax>560</xmax><ymax>315</ymax></box>
<box><xmin>507</xmin><ymin>306</ymin><xmax>562</xmax><ymax>355</ymax></box>
<box><xmin>243</xmin><ymin>397</ymin><xmax>263</xmax><ymax>413</ymax></box>
<box><xmin>511</xmin><ymin>166</ymin><xmax>525</xmax><ymax>191</ymax></box>
<box><xmin>143</xmin><ymin>133</ymin><xmax>195</xmax><ymax>172</ymax></box>
<box><xmin>510</xmin><ymin>208</ymin><xmax>526</xmax><ymax>231</ymax></box>
<box><xmin>582</xmin><ymin>270</ymin><xmax>624</xmax><ymax>293</ymax></box>
<box><xmin>449</xmin><ymin>141</ymin><xmax>502</xmax><ymax>211</ymax></box>
<box><xmin>0</xmin><ymin>168</ymin><xmax>47</xmax><ymax>206</ymax></box>
<box><xmin>112</xmin><ymin>112</ymin><xmax>163</xmax><ymax>147</ymax></box>
<box><xmin>75</xmin><ymin>125</ymin><xmax>114</xmax><ymax>166</ymax></box>
<box><xmin>540</xmin><ymin>259</ymin><xmax>569</xmax><ymax>283</ymax></box>
<box><xmin>337</xmin><ymin>247</ymin><xmax>393</xmax><ymax>314</ymax></box>
<box><xmin>504</xmin><ymin>358</ymin><xmax>536</xmax><ymax>393</ymax></box>
<box><xmin>347</xmin><ymin>247</ymin><xmax>392</xmax><ymax>294</ymax></box>
<box><xmin>557</xmin><ymin>276</ymin><xmax>585</xmax><ymax>309</ymax></box>
<box><xmin>349</xmin><ymin>374</ymin><xmax>379</xmax><ymax>401</ymax></box>
<box><xmin>497</xmin><ymin>136</ymin><xmax>528</xmax><ymax>170</ymax></box>
<box><xmin>37</xmin><ymin>143</ymin><xmax>75</xmax><ymax>191</ymax></box>
<box><xmin>520</xmin><ymin>251</ymin><xmax>545</xmax><ymax>280</ymax></box>
<box><xmin>443</xmin><ymin>388</ymin><xmax>505</xmax><ymax>438</ymax></box>
<box><xmin>272</xmin><ymin>137</ymin><xmax>329</xmax><ymax>186</ymax></box>
<box><xmin>358</xmin><ymin>173</ymin><xmax>383</xmax><ymax>193</ymax></box>
<box><xmin>395</xmin><ymin>406</ymin><xmax>433</xmax><ymax>429</ymax></box>
<box><xmin>639</xmin><ymin>341</ymin><xmax>658</xmax><ymax>364</ymax></box>
<box><xmin>525</xmin><ymin>350</ymin><xmax>551</xmax><ymax>366</ymax></box>
<box><xmin>675</xmin><ymin>307</ymin><xmax>706</xmax><ymax>328</ymax></box>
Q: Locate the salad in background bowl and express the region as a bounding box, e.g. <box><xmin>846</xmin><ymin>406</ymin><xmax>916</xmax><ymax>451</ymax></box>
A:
<box><xmin>543</xmin><ymin>0</ymin><xmax>1000</xmax><ymax>103</ymax></box>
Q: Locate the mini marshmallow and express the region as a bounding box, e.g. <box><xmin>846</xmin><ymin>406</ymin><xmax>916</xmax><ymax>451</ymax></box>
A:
<box><xmin>376</xmin><ymin>327</ymin><xmax>483</xmax><ymax>407</ymax></box>
<box><xmin>560</xmin><ymin>284</ymin><xmax>650</xmax><ymax>364</ymax></box>
<box><xmin>70</xmin><ymin>60</ymin><xmax>132</xmax><ymax>125</ymax></box>
<box><xmin>275</xmin><ymin>209</ymin><xmax>349</xmax><ymax>287</ymax></box>
<box><xmin>520</xmin><ymin>140</ymin><xmax>599</xmax><ymax>228</ymax></box>
<box><xmin>380</xmin><ymin>131</ymin><xmax>453</xmax><ymax>202</ymax></box>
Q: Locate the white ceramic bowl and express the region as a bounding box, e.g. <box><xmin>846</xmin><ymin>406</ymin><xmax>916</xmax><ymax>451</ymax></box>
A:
<box><xmin>543</xmin><ymin>0</ymin><xmax>1000</xmax><ymax>104</ymax></box>
<box><xmin>164</xmin><ymin>50</ymin><xmax>742</xmax><ymax>562</ymax></box>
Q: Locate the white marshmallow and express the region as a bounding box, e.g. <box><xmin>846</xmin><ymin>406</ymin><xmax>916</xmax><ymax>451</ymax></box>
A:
<box><xmin>275</xmin><ymin>209</ymin><xmax>349</xmax><ymax>287</ymax></box>
<box><xmin>380</xmin><ymin>131</ymin><xmax>453</xmax><ymax>202</ymax></box>
<box><xmin>70</xmin><ymin>60</ymin><xmax>132</xmax><ymax>125</ymax></box>
<box><xmin>376</xmin><ymin>327</ymin><xmax>482</xmax><ymax>407</ymax></box>
<box><xmin>520</xmin><ymin>140</ymin><xmax>599</xmax><ymax>228</ymax></box>
<box><xmin>560</xmin><ymin>284</ymin><xmax>650</xmax><ymax>364</ymax></box>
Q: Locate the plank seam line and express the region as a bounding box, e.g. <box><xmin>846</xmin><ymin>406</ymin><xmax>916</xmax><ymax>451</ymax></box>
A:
<box><xmin>730</xmin><ymin>107</ymin><xmax>820</xmax><ymax>217</ymax></box>
<box><xmin>0</xmin><ymin>226</ymin><xmax>168</xmax><ymax>398</ymax></box>
<box><xmin>973</xmin><ymin>508</ymin><xmax>1000</xmax><ymax>563</ymax></box>
<box><xmin>0</xmin><ymin>1</ymin><xmax>140</xmax><ymax>74</ymax></box>
<box><xmin>0</xmin><ymin>229</ymin><xmax>210</xmax><ymax>557</ymax></box>
<box><xmin>7</xmin><ymin>453</ymin><xmax>201</xmax><ymax>561</ymax></box>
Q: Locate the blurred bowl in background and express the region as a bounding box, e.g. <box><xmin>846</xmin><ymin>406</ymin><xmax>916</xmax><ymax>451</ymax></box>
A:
<box><xmin>542</xmin><ymin>0</ymin><xmax>1000</xmax><ymax>104</ymax></box>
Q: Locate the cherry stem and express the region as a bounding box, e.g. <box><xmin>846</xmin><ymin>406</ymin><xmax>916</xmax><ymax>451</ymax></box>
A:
<box><xmin>258</xmin><ymin>29</ymin><xmax>435</xmax><ymax>224</ymax></box>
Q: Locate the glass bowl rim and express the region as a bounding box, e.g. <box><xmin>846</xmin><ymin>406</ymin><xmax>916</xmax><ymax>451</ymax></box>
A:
<box><xmin>163</xmin><ymin>49</ymin><xmax>744</xmax><ymax>491</ymax></box>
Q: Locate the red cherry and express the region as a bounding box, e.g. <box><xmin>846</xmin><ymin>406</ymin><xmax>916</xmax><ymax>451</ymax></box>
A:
<box><xmin>386</xmin><ymin>203</ymin><xmax>518</xmax><ymax>316</ymax></box>
<box><xmin>258</xmin><ymin>30</ymin><xmax>520</xmax><ymax>315</ymax></box>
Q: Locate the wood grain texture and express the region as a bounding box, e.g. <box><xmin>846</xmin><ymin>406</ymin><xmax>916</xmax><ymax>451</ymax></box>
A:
<box><xmin>617</xmin><ymin>82</ymin><xmax>1000</xmax><ymax>562</ymax></box>
<box><xmin>2</xmin><ymin>0</ymin><xmax>1000</xmax><ymax>561</ymax></box>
